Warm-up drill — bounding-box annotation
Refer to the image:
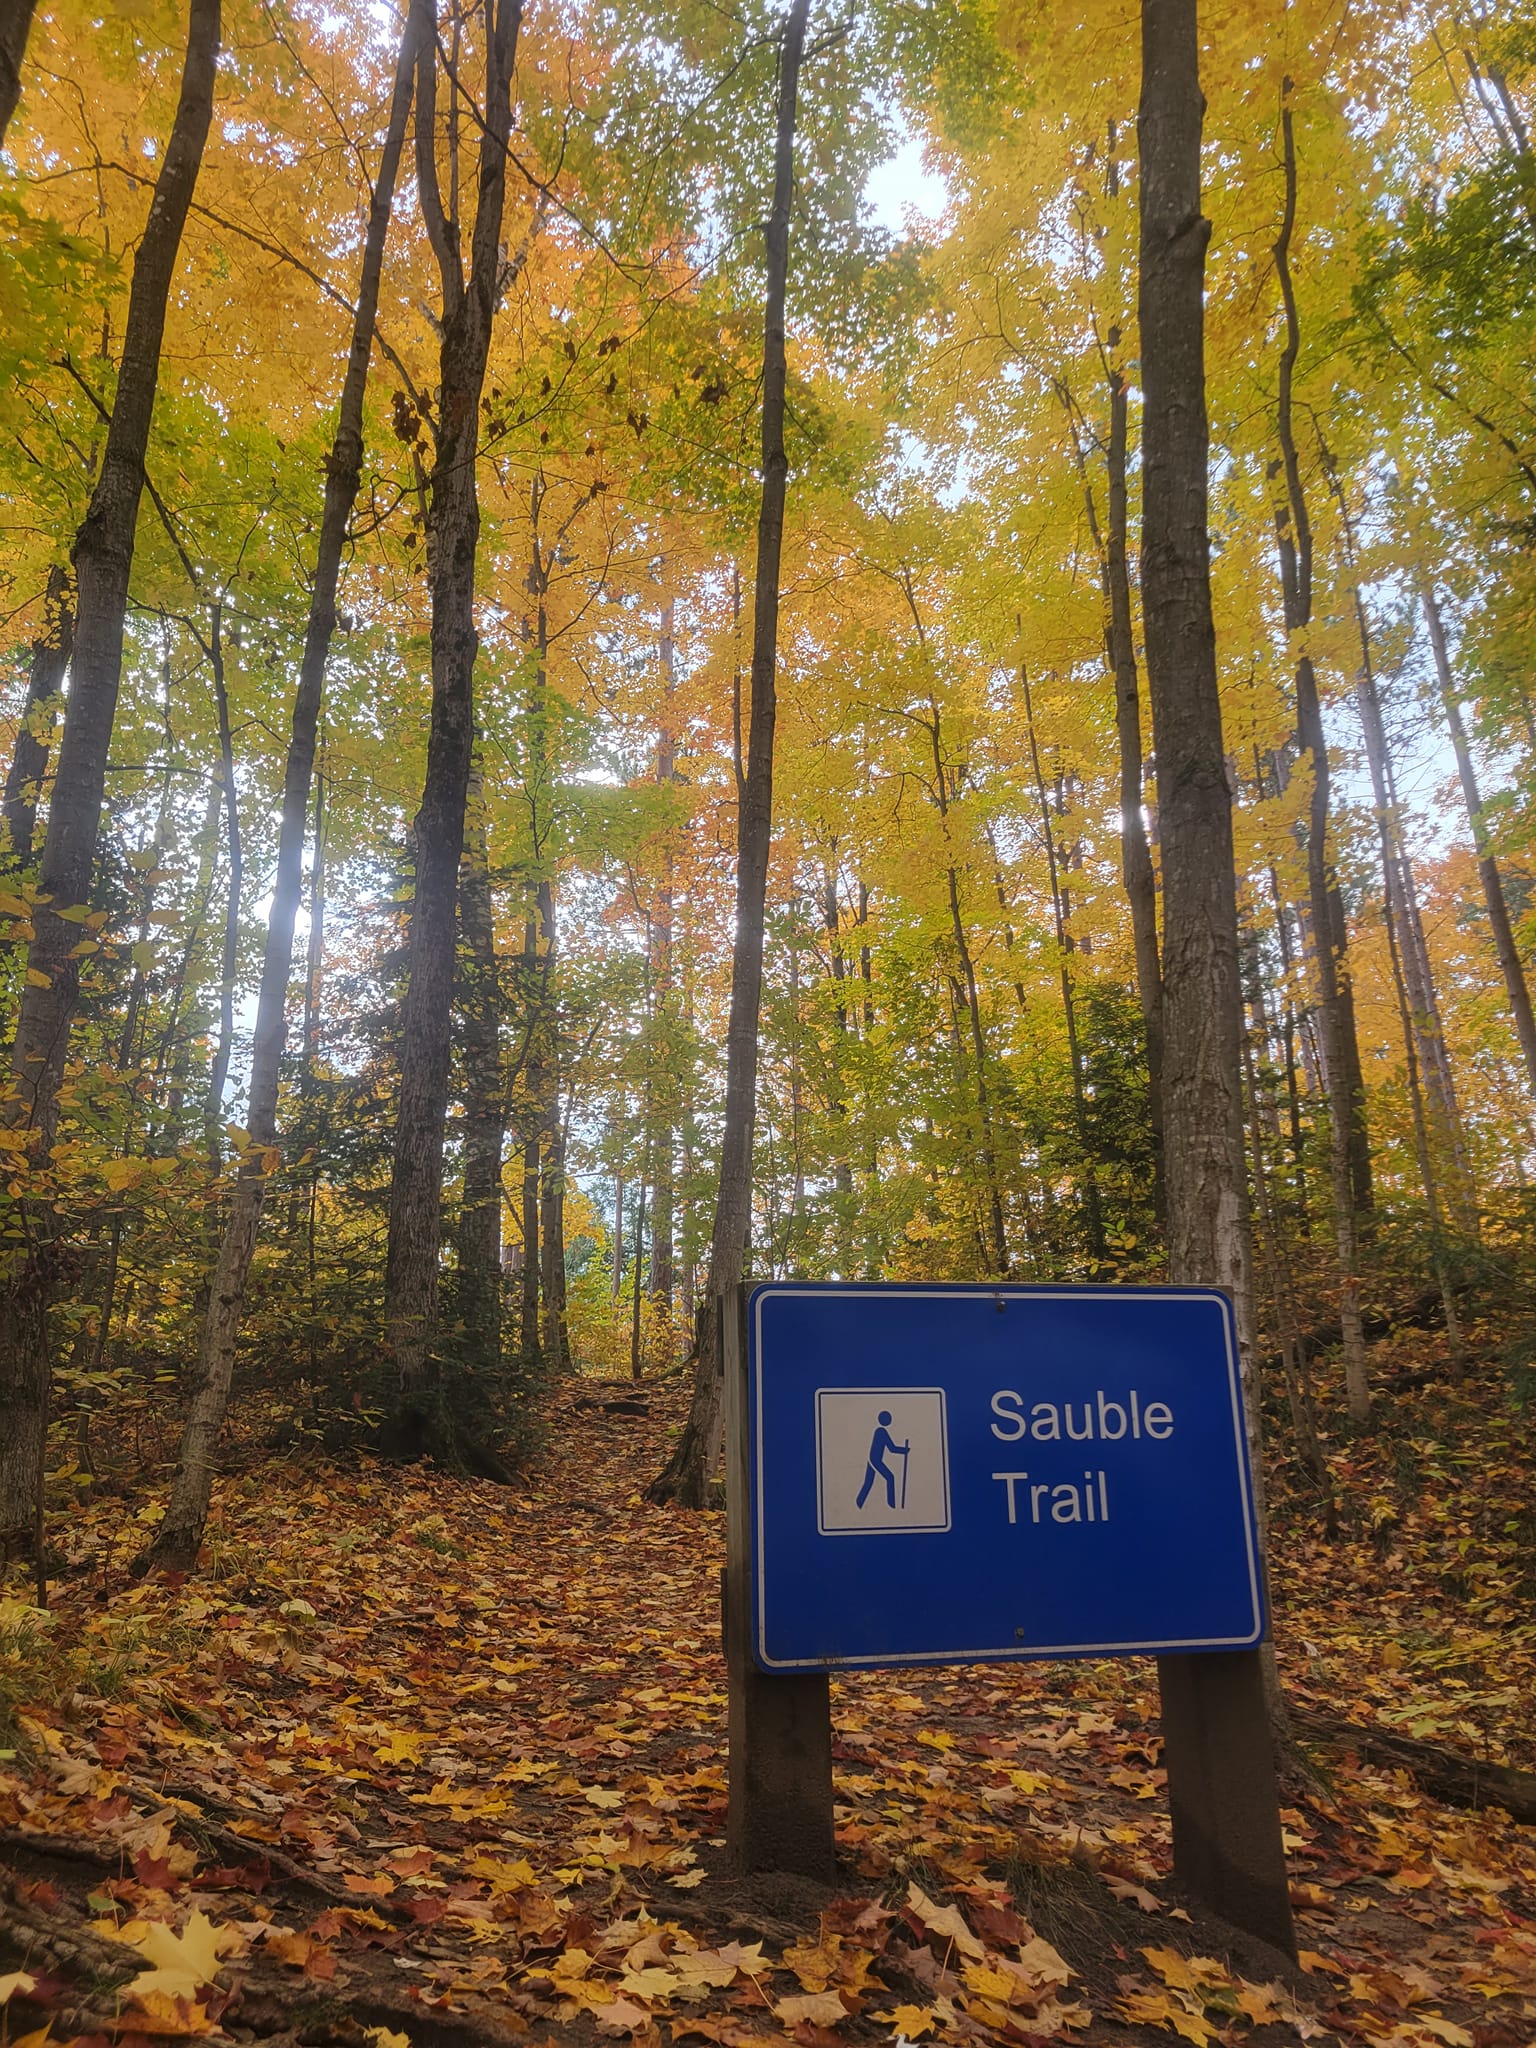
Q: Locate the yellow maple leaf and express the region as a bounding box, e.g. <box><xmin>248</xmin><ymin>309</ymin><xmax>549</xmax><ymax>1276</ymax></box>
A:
<box><xmin>1416</xmin><ymin>2020</ymin><xmax>1475</xmax><ymax>2048</ymax></box>
<box><xmin>961</xmin><ymin>1961</ymin><xmax>1016</xmax><ymax>2006</ymax></box>
<box><xmin>618</xmin><ymin>1964</ymin><xmax>682</xmax><ymax>2001</ymax></box>
<box><xmin>125</xmin><ymin>1988</ymin><xmax>216</xmax><ymax>2037</ymax></box>
<box><xmin>1140</xmin><ymin>1946</ymin><xmax>1232</xmax><ymax>1994</ymax></box>
<box><xmin>120</xmin><ymin>1910</ymin><xmax>240</xmax><ymax>1999</ymax></box>
<box><xmin>373</xmin><ymin>1729</ymin><xmax>431</xmax><ymax>1764</ymax></box>
<box><xmin>872</xmin><ymin>2005</ymin><xmax>935</xmax><ymax>2039</ymax></box>
<box><xmin>1235</xmin><ymin>1982</ymin><xmax>1281</xmax><ymax>2024</ymax></box>
<box><xmin>1118</xmin><ymin>1988</ymin><xmax>1215</xmax><ymax>2045</ymax></box>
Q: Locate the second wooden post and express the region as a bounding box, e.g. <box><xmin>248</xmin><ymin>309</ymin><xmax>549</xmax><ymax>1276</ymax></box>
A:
<box><xmin>722</xmin><ymin>1283</ymin><xmax>836</xmax><ymax>1879</ymax></box>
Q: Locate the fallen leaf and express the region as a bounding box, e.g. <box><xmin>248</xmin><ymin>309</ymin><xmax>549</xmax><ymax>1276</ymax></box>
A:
<box><xmin>905</xmin><ymin>1883</ymin><xmax>983</xmax><ymax>1960</ymax></box>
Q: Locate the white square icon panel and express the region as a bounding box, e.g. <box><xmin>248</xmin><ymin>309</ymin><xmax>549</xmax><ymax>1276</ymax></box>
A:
<box><xmin>815</xmin><ymin>1388</ymin><xmax>951</xmax><ymax>1534</ymax></box>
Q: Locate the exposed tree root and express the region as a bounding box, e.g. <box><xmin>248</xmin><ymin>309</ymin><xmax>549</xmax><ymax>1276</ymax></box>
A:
<box><xmin>1297</xmin><ymin>1710</ymin><xmax>1536</xmax><ymax>1823</ymax></box>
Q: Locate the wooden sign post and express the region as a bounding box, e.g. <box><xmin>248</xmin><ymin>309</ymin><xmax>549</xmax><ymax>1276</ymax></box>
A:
<box><xmin>722</xmin><ymin>1284</ymin><xmax>836</xmax><ymax>1879</ymax></box>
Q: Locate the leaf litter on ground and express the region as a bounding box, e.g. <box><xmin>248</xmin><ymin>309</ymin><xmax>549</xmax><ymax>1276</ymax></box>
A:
<box><xmin>1</xmin><ymin>1355</ymin><xmax>1534</xmax><ymax>2047</ymax></box>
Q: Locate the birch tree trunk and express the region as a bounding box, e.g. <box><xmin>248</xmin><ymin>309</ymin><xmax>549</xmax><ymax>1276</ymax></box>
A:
<box><xmin>648</xmin><ymin>0</ymin><xmax>810</xmax><ymax>1506</ymax></box>
<box><xmin>137</xmin><ymin>16</ymin><xmax>416</xmax><ymax>1572</ymax></box>
<box><xmin>0</xmin><ymin>0</ymin><xmax>220</xmax><ymax>1567</ymax></box>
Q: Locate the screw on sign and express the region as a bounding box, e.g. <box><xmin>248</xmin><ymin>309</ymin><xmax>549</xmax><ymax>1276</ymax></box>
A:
<box><xmin>720</xmin><ymin>1281</ymin><xmax>1295</xmax><ymax>1961</ymax></box>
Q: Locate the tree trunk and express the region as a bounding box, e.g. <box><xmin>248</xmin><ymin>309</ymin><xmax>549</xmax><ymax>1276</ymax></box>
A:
<box><xmin>384</xmin><ymin>0</ymin><xmax>520</xmax><ymax>1433</ymax></box>
<box><xmin>1271</xmin><ymin>95</ymin><xmax>1370</xmax><ymax>1424</ymax></box>
<box><xmin>457</xmin><ymin>761</ymin><xmax>504</xmax><ymax>1378</ymax></box>
<box><xmin>540</xmin><ymin>1083</ymin><xmax>568</xmax><ymax>1373</ymax></box>
<box><xmin>0</xmin><ymin>0</ymin><xmax>38</xmax><ymax>146</ymax></box>
<box><xmin>1137</xmin><ymin>0</ymin><xmax>1253</xmax><ymax>1346</ymax></box>
<box><xmin>1241</xmin><ymin>1022</ymin><xmax>1328</xmax><ymax>1497</ymax></box>
<box><xmin>135</xmin><ymin>16</ymin><xmax>415</xmax><ymax>1572</ymax></box>
<box><xmin>2</xmin><ymin>565</ymin><xmax>73</xmax><ymax>869</ymax></box>
<box><xmin>1106</xmin><ymin>369</ymin><xmax>1165</xmax><ymax>1193</ymax></box>
<box><xmin>519</xmin><ymin>1098</ymin><xmax>540</xmax><ymax>1367</ymax></box>
<box><xmin>0</xmin><ymin>0</ymin><xmax>220</xmax><ymax>1568</ymax></box>
<box><xmin>1021</xmin><ymin>662</ymin><xmax>1104</xmax><ymax>1265</ymax></box>
<box><xmin>301</xmin><ymin>750</ymin><xmax>326</xmax><ymax>1069</ymax></box>
<box><xmin>647</xmin><ymin>0</ymin><xmax>810</xmax><ymax>1506</ymax></box>
<box><xmin>1421</xmin><ymin>584</ymin><xmax>1536</xmax><ymax>1094</ymax></box>
<box><xmin>202</xmin><ymin>605</ymin><xmax>242</xmax><ymax>1171</ymax></box>
<box><xmin>1347</xmin><ymin>582</ymin><xmax>1475</xmax><ymax>1236</ymax></box>
<box><xmin>611</xmin><ymin>1100</ymin><xmax>624</xmax><ymax>1305</ymax></box>
<box><xmin>649</xmin><ymin>597</ymin><xmax>677</xmax><ymax>1340</ymax></box>
<box><xmin>1140</xmin><ymin>0</ymin><xmax>1297</xmax><ymax>1931</ymax></box>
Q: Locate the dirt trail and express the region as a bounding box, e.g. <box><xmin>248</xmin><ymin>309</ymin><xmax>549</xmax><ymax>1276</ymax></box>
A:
<box><xmin>2</xmin><ymin>1375</ymin><xmax>1534</xmax><ymax>2046</ymax></box>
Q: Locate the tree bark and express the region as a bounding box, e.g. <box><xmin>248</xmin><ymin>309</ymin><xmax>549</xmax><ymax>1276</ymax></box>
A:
<box><xmin>649</xmin><ymin>596</ymin><xmax>678</xmax><ymax>1336</ymax></box>
<box><xmin>1140</xmin><ymin>0</ymin><xmax>1295</xmax><ymax>1952</ymax></box>
<box><xmin>135</xmin><ymin>15</ymin><xmax>415</xmax><ymax>1572</ymax></box>
<box><xmin>1021</xmin><ymin>661</ymin><xmax>1104</xmax><ymax>1265</ymax></box>
<box><xmin>457</xmin><ymin>761</ymin><xmax>504</xmax><ymax>1378</ymax></box>
<box><xmin>0</xmin><ymin>0</ymin><xmax>220</xmax><ymax>1568</ymax></box>
<box><xmin>519</xmin><ymin>1075</ymin><xmax>540</xmax><ymax>1366</ymax></box>
<box><xmin>1105</xmin><ymin>369</ymin><xmax>1165</xmax><ymax>1191</ymax></box>
<box><xmin>1271</xmin><ymin>94</ymin><xmax>1370</xmax><ymax>1424</ymax></box>
<box><xmin>2</xmin><ymin>566</ymin><xmax>73</xmax><ymax>869</ymax></box>
<box><xmin>202</xmin><ymin>604</ymin><xmax>241</xmax><ymax>1172</ymax></box>
<box><xmin>1137</xmin><ymin>0</ymin><xmax>1252</xmax><ymax>1351</ymax></box>
<box><xmin>384</xmin><ymin>0</ymin><xmax>520</xmax><ymax>1428</ymax></box>
<box><xmin>1421</xmin><ymin>584</ymin><xmax>1536</xmax><ymax>1095</ymax></box>
<box><xmin>540</xmin><ymin>1079</ymin><xmax>569</xmax><ymax>1373</ymax></box>
<box><xmin>301</xmin><ymin>752</ymin><xmax>326</xmax><ymax>1070</ymax></box>
<box><xmin>647</xmin><ymin>0</ymin><xmax>810</xmax><ymax>1506</ymax></box>
<box><xmin>0</xmin><ymin>0</ymin><xmax>38</xmax><ymax>147</ymax></box>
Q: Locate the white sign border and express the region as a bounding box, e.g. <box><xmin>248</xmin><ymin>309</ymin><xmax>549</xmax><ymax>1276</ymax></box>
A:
<box><xmin>751</xmin><ymin>1285</ymin><xmax>1265</xmax><ymax>1671</ymax></box>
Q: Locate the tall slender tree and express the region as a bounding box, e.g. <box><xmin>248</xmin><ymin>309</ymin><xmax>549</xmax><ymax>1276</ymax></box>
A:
<box><xmin>383</xmin><ymin>0</ymin><xmax>521</xmax><ymax>1448</ymax></box>
<box><xmin>1272</xmin><ymin>88</ymin><xmax>1371</xmax><ymax>1423</ymax></box>
<box><xmin>1421</xmin><ymin>583</ymin><xmax>1536</xmax><ymax>1095</ymax></box>
<box><xmin>136</xmin><ymin>14</ymin><xmax>418</xmax><ymax>1572</ymax></box>
<box><xmin>457</xmin><ymin>761</ymin><xmax>505</xmax><ymax>1379</ymax></box>
<box><xmin>1138</xmin><ymin>0</ymin><xmax>1294</xmax><ymax>1960</ymax></box>
<box><xmin>649</xmin><ymin>0</ymin><xmax>811</xmax><ymax>1507</ymax></box>
<box><xmin>0</xmin><ymin>0</ymin><xmax>221</xmax><ymax>1566</ymax></box>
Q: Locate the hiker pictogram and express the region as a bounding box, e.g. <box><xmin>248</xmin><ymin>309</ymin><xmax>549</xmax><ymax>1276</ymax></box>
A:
<box><xmin>856</xmin><ymin>1411</ymin><xmax>910</xmax><ymax>1511</ymax></box>
<box><xmin>814</xmin><ymin>1387</ymin><xmax>950</xmax><ymax>1535</ymax></box>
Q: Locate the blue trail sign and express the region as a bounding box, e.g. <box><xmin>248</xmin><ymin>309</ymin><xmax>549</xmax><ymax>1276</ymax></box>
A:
<box><xmin>748</xmin><ymin>1282</ymin><xmax>1264</xmax><ymax>1671</ymax></box>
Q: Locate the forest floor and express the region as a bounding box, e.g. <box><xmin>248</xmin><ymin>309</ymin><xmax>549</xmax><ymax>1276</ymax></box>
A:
<box><xmin>3</xmin><ymin>1335</ymin><xmax>1536</xmax><ymax>2048</ymax></box>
